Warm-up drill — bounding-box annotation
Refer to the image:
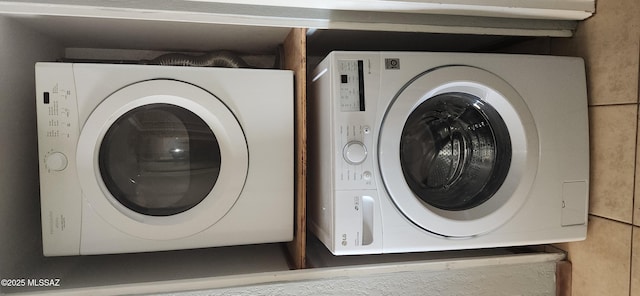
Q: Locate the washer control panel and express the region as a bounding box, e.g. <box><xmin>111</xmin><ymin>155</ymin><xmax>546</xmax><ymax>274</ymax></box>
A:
<box><xmin>336</xmin><ymin>124</ymin><xmax>374</xmax><ymax>190</ymax></box>
<box><xmin>335</xmin><ymin>59</ymin><xmax>376</xmax><ymax>191</ymax></box>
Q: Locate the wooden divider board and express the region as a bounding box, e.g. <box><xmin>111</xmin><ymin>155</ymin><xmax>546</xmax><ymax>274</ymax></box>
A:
<box><xmin>556</xmin><ymin>260</ymin><xmax>572</xmax><ymax>296</ymax></box>
<box><xmin>283</xmin><ymin>27</ymin><xmax>307</xmax><ymax>269</ymax></box>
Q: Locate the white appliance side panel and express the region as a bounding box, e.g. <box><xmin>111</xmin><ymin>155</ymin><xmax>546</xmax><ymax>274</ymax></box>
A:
<box><xmin>308</xmin><ymin>56</ymin><xmax>337</xmax><ymax>251</ymax></box>
<box><xmin>35</xmin><ymin>63</ymin><xmax>82</xmax><ymax>256</ymax></box>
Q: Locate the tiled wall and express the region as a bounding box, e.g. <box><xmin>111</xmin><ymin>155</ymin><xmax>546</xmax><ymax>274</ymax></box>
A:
<box><xmin>550</xmin><ymin>0</ymin><xmax>640</xmax><ymax>295</ymax></box>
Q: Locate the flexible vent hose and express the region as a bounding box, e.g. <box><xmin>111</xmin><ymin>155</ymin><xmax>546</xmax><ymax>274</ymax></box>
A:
<box><xmin>146</xmin><ymin>51</ymin><xmax>250</xmax><ymax>68</ymax></box>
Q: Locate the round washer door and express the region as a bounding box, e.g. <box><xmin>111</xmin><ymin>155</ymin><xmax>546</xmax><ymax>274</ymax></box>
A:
<box><xmin>77</xmin><ymin>79</ymin><xmax>248</xmax><ymax>240</ymax></box>
<box><xmin>378</xmin><ymin>66</ymin><xmax>539</xmax><ymax>238</ymax></box>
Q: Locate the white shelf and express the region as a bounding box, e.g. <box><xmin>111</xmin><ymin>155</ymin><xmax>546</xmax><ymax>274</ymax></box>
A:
<box><xmin>0</xmin><ymin>0</ymin><xmax>586</xmax><ymax>36</ymax></box>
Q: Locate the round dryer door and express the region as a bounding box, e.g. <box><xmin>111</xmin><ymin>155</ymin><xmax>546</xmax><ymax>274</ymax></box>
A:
<box><xmin>378</xmin><ymin>66</ymin><xmax>539</xmax><ymax>238</ymax></box>
<box><xmin>77</xmin><ymin>79</ymin><xmax>248</xmax><ymax>240</ymax></box>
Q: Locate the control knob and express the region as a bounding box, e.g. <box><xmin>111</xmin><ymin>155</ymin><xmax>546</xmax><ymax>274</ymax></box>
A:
<box><xmin>343</xmin><ymin>141</ymin><xmax>367</xmax><ymax>165</ymax></box>
<box><xmin>45</xmin><ymin>152</ymin><xmax>68</xmax><ymax>171</ymax></box>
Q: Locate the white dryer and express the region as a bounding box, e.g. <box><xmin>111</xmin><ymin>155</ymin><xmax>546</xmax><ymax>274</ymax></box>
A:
<box><xmin>308</xmin><ymin>51</ymin><xmax>589</xmax><ymax>255</ymax></box>
<box><xmin>36</xmin><ymin>63</ymin><xmax>293</xmax><ymax>256</ymax></box>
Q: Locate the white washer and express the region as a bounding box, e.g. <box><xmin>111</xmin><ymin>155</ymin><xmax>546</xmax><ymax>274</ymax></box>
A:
<box><xmin>308</xmin><ymin>51</ymin><xmax>589</xmax><ymax>255</ymax></box>
<box><xmin>36</xmin><ymin>63</ymin><xmax>294</xmax><ymax>256</ymax></box>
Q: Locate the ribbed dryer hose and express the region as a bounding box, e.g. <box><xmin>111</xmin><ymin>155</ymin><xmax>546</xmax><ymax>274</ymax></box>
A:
<box><xmin>146</xmin><ymin>51</ymin><xmax>250</xmax><ymax>68</ymax></box>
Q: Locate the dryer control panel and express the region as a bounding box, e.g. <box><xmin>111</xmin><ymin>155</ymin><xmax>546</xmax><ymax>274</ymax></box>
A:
<box><xmin>36</xmin><ymin>63</ymin><xmax>82</xmax><ymax>256</ymax></box>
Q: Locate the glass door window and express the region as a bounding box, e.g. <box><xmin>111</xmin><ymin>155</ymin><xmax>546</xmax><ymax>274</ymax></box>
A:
<box><xmin>400</xmin><ymin>92</ymin><xmax>511</xmax><ymax>211</ymax></box>
<box><xmin>99</xmin><ymin>104</ymin><xmax>221</xmax><ymax>216</ymax></box>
